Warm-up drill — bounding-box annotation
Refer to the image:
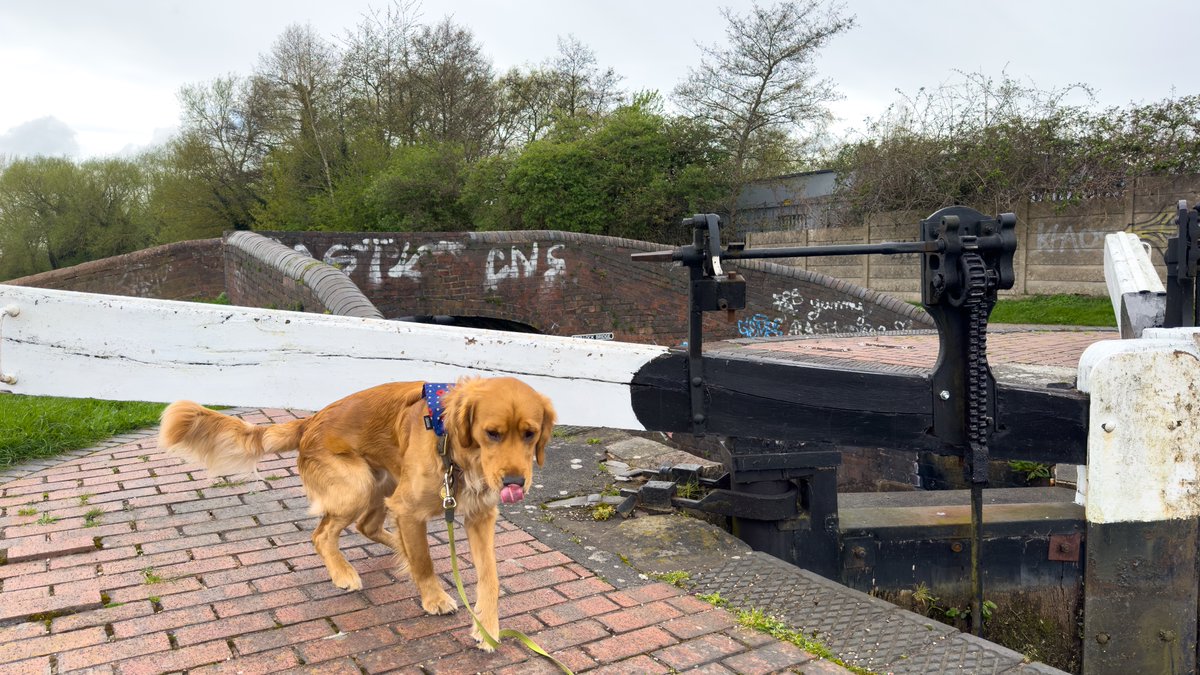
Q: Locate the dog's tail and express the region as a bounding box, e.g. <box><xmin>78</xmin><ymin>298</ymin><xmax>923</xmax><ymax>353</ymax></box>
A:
<box><xmin>158</xmin><ymin>401</ymin><xmax>305</xmax><ymax>476</ymax></box>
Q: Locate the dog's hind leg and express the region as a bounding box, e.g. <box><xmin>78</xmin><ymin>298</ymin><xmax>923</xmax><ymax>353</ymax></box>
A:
<box><xmin>357</xmin><ymin>503</ymin><xmax>402</xmax><ymax>552</ymax></box>
<box><xmin>356</xmin><ymin>470</ymin><xmax>404</xmax><ymax>561</ymax></box>
<box><xmin>301</xmin><ymin>454</ymin><xmax>375</xmax><ymax>591</ymax></box>
<box><xmin>312</xmin><ymin>512</ymin><xmax>363</xmax><ymax>590</ymax></box>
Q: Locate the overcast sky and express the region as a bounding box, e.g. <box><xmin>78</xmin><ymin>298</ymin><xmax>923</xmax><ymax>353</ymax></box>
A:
<box><xmin>1</xmin><ymin>0</ymin><xmax>1195</xmax><ymax>160</ymax></box>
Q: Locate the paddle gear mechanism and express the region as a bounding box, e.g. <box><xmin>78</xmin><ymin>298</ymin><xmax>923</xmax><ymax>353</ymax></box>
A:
<box><xmin>632</xmin><ymin>207</ymin><xmax>1016</xmax><ymax>636</ymax></box>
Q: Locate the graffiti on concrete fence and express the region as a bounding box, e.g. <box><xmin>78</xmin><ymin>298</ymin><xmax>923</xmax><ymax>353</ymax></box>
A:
<box><xmin>485</xmin><ymin>243</ymin><xmax>566</xmax><ymax>291</ymax></box>
<box><xmin>1125</xmin><ymin>207</ymin><xmax>1178</xmax><ymax>263</ymax></box>
<box><xmin>290</xmin><ymin>238</ymin><xmax>465</xmax><ymax>286</ymax></box>
<box><xmin>1035</xmin><ymin>223</ymin><xmax>1108</xmax><ymax>253</ymax></box>
<box><xmin>1035</xmin><ymin>207</ymin><xmax>1178</xmax><ymax>262</ymax></box>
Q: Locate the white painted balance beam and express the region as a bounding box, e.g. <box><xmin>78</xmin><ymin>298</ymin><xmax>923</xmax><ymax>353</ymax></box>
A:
<box><xmin>0</xmin><ymin>286</ymin><xmax>668</xmax><ymax>430</ymax></box>
<box><xmin>1103</xmin><ymin>231</ymin><xmax>1165</xmax><ymax>338</ymax></box>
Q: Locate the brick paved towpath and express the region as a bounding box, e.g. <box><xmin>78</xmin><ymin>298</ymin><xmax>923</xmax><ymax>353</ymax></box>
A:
<box><xmin>0</xmin><ymin>407</ymin><xmax>850</xmax><ymax>675</ymax></box>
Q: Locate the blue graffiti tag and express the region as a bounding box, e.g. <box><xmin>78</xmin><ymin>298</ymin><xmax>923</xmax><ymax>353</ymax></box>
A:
<box><xmin>736</xmin><ymin>313</ymin><xmax>784</xmax><ymax>338</ymax></box>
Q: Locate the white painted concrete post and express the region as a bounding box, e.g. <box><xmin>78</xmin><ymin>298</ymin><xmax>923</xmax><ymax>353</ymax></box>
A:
<box><xmin>1077</xmin><ymin>330</ymin><xmax>1200</xmax><ymax>673</ymax></box>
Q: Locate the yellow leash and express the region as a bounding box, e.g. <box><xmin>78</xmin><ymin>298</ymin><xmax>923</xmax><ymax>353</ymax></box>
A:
<box><xmin>444</xmin><ymin>516</ymin><xmax>575</xmax><ymax>674</ymax></box>
<box><xmin>435</xmin><ymin>431</ymin><xmax>572</xmax><ymax>674</ymax></box>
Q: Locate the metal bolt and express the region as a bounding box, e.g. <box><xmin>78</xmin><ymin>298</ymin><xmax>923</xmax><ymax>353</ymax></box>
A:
<box><xmin>691</xmin><ymin>377</ymin><xmax>703</xmax><ymax>387</ymax></box>
<box><xmin>939</xmin><ymin>390</ymin><xmax>951</xmax><ymax>401</ymax></box>
<box><xmin>1159</xmin><ymin>629</ymin><xmax>1177</xmax><ymax>642</ymax></box>
<box><xmin>1095</xmin><ymin>633</ymin><xmax>1110</xmax><ymax>645</ymax></box>
<box><xmin>1101</xmin><ymin>422</ymin><xmax>1116</xmax><ymax>433</ymax></box>
<box><xmin>852</xmin><ymin>546</ymin><xmax>866</xmax><ymax>559</ymax></box>
<box><xmin>951</xmin><ymin>542</ymin><xmax>963</xmax><ymax>553</ymax></box>
<box><xmin>1</xmin><ymin>304</ymin><xmax>18</xmax><ymax>317</ymax></box>
<box><xmin>1058</xmin><ymin>542</ymin><xmax>1073</xmax><ymax>554</ymax></box>
<box><xmin>692</xmin><ymin>414</ymin><xmax>705</xmax><ymax>424</ymax></box>
<box><xmin>0</xmin><ymin>374</ymin><xmax>15</xmax><ymax>385</ymax></box>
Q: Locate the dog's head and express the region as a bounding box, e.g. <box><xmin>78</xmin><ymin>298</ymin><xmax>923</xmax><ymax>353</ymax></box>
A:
<box><xmin>443</xmin><ymin>377</ymin><xmax>556</xmax><ymax>503</ymax></box>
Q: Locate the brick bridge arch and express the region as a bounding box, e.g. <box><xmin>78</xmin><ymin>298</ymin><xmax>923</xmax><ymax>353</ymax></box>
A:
<box><xmin>263</xmin><ymin>230</ymin><xmax>930</xmax><ymax>344</ymax></box>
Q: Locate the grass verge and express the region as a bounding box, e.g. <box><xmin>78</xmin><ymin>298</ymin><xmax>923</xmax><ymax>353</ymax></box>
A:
<box><xmin>0</xmin><ymin>395</ymin><xmax>165</xmax><ymax>470</ymax></box>
<box><xmin>989</xmin><ymin>294</ymin><xmax>1115</xmax><ymax>327</ymax></box>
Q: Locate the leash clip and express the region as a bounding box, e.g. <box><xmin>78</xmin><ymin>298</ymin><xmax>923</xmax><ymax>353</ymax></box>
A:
<box><xmin>441</xmin><ymin>469</ymin><xmax>457</xmax><ymax>511</ymax></box>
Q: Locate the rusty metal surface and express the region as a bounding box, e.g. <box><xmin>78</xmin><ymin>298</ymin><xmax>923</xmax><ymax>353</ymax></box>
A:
<box><xmin>1048</xmin><ymin>532</ymin><xmax>1081</xmax><ymax>563</ymax></box>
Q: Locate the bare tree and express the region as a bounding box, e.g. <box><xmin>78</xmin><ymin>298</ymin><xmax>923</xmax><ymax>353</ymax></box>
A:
<box><xmin>673</xmin><ymin>1</ymin><xmax>855</xmax><ymax>190</ymax></box>
<box><xmin>550</xmin><ymin>35</ymin><xmax>624</xmax><ymax>119</ymax></box>
<box><xmin>408</xmin><ymin>17</ymin><xmax>498</xmax><ymax>158</ymax></box>
<box><xmin>163</xmin><ymin>75</ymin><xmax>273</xmax><ymax>233</ymax></box>
<box><xmin>339</xmin><ymin>0</ymin><xmax>422</xmax><ymax>147</ymax></box>
<box><xmin>258</xmin><ymin>23</ymin><xmax>342</xmax><ymax>197</ymax></box>
<box><xmin>492</xmin><ymin>36</ymin><xmax>625</xmax><ymax>150</ymax></box>
<box><xmin>494</xmin><ymin>66</ymin><xmax>561</xmax><ymax>149</ymax></box>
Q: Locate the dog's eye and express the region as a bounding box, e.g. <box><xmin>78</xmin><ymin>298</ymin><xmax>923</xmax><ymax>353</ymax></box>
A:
<box><xmin>486</xmin><ymin>430</ymin><xmax>502</xmax><ymax>442</ymax></box>
<box><xmin>523</xmin><ymin>430</ymin><xmax>536</xmax><ymax>442</ymax></box>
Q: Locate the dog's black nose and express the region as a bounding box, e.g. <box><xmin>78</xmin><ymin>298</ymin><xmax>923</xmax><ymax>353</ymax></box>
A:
<box><xmin>502</xmin><ymin>475</ymin><xmax>525</xmax><ymax>487</ymax></box>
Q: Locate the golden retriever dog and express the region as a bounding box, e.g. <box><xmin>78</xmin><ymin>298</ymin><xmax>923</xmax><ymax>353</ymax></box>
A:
<box><xmin>158</xmin><ymin>377</ymin><xmax>556</xmax><ymax>650</ymax></box>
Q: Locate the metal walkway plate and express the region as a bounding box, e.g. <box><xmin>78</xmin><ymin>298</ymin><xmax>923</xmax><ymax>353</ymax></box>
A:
<box><xmin>690</xmin><ymin>551</ymin><xmax>1066</xmax><ymax>674</ymax></box>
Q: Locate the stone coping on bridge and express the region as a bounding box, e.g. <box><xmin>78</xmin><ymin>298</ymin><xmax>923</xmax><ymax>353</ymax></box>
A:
<box><xmin>224</xmin><ymin>231</ymin><xmax>384</xmax><ymax>319</ymax></box>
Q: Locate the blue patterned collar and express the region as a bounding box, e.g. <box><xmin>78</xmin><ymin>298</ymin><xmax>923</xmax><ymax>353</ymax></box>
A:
<box><xmin>423</xmin><ymin>383</ymin><xmax>454</xmax><ymax>437</ymax></box>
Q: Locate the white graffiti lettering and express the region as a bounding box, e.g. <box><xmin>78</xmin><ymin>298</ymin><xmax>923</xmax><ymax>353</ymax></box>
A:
<box><xmin>484</xmin><ymin>243</ymin><xmax>568</xmax><ymax>290</ymax></box>
<box><xmin>544</xmin><ymin>244</ymin><xmax>566</xmax><ymax>284</ymax></box>
<box><xmin>323</xmin><ymin>244</ymin><xmax>359</xmax><ymax>275</ymax></box>
<box><xmin>387</xmin><ymin>242</ymin><xmax>423</xmax><ymax>281</ymax></box>
<box><xmin>313</xmin><ymin>238</ymin><xmax>464</xmax><ymax>287</ymax></box>
<box><xmin>764</xmin><ymin>288</ymin><xmax>878</xmax><ymax>335</ymax></box>
<box><xmin>1036</xmin><ymin>223</ymin><xmax>1106</xmax><ymax>253</ymax></box>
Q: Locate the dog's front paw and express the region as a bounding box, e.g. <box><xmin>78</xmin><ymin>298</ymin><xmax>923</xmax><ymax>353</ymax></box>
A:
<box><xmin>470</xmin><ymin>623</ymin><xmax>500</xmax><ymax>652</ymax></box>
<box><xmin>473</xmin><ymin>633</ymin><xmax>497</xmax><ymax>652</ymax></box>
<box><xmin>421</xmin><ymin>590</ymin><xmax>458</xmax><ymax>615</ymax></box>
<box><xmin>329</xmin><ymin>567</ymin><xmax>363</xmax><ymax>591</ymax></box>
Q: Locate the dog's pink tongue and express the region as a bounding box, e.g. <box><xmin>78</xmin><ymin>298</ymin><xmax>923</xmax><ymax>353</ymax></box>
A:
<box><xmin>500</xmin><ymin>484</ymin><xmax>525</xmax><ymax>504</ymax></box>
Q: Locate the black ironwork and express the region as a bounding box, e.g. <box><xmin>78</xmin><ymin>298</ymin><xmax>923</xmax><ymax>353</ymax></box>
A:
<box><xmin>663</xmin><ymin>214</ymin><xmax>749</xmax><ymax>435</ymax></box>
<box><xmin>1164</xmin><ymin>199</ymin><xmax>1200</xmax><ymax>328</ymax></box>
<box><xmin>633</xmin><ymin>208</ymin><xmax>1016</xmax><ymax>636</ymax></box>
<box><xmin>919</xmin><ymin>207</ymin><xmax>1017</xmax><ymax>634</ymax></box>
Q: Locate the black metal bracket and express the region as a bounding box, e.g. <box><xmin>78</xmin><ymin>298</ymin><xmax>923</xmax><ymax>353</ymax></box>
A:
<box><xmin>633</xmin><ymin>215</ymin><xmax>748</xmax><ymax>435</ymax></box>
<box><xmin>1164</xmin><ymin>200</ymin><xmax>1200</xmax><ymax>328</ymax></box>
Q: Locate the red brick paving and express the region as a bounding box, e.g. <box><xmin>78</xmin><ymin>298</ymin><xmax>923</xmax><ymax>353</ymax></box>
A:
<box><xmin>738</xmin><ymin>327</ymin><xmax>1116</xmax><ymax>370</ymax></box>
<box><xmin>0</xmin><ymin>408</ymin><xmax>852</xmax><ymax>674</ymax></box>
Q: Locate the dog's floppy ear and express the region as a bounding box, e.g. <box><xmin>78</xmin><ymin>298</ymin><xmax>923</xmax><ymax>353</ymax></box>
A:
<box><xmin>445</xmin><ymin>380</ymin><xmax>478</xmax><ymax>450</ymax></box>
<box><xmin>535</xmin><ymin>394</ymin><xmax>557</xmax><ymax>467</ymax></box>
